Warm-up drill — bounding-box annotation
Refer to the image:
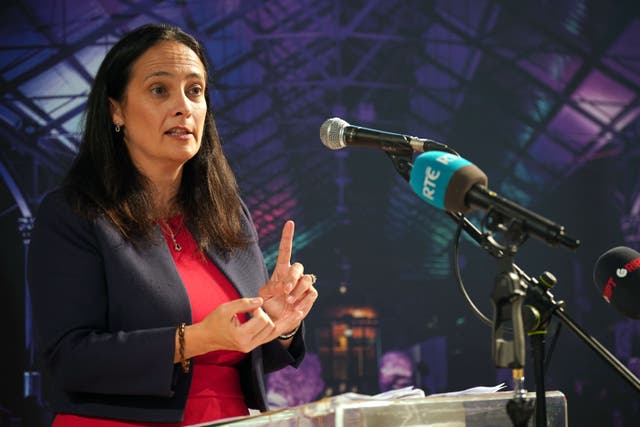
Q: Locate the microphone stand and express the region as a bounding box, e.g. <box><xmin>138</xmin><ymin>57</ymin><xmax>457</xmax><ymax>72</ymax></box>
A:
<box><xmin>454</xmin><ymin>211</ymin><xmax>640</xmax><ymax>421</ymax></box>
<box><xmin>530</xmin><ymin>331</ymin><xmax>547</xmax><ymax>427</ymax></box>
<box><xmin>389</xmin><ymin>154</ymin><xmax>537</xmax><ymax>424</ymax></box>
<box><xmin>454</xmin><ymin>213</ymin><xmax>640</xmax><ymax>422</ymax></box>
<box><xmin>386</xmin><ymin>154</ymin><xmax>640</xmax><ymax>426</ymax></box>
<box><xmin>487</xmin><ymin>222</ymin><xmax>536</xmax><ymax>427</ymax></box>
<box><xmin>525</xmin><ymin>271</ymin><xmax>562</xmax><ymax>427</ymax></box>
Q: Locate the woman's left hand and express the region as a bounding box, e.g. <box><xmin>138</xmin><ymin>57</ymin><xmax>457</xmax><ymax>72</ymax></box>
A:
<box><xmin>258</xmin><ymin>220</ymin><xmax>318</xmax><ymax>337</ymax></box>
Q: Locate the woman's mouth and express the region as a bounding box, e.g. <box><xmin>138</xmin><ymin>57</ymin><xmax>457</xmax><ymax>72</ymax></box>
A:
<box><xmin>165</xmin><ymin>128</ymin><xmax>190</xmax><ymax>135</ymax></box>
<box><xmin>165</xmin><ymin>127</ymin><xmax>193</xmax><ymax>139</ymax></box>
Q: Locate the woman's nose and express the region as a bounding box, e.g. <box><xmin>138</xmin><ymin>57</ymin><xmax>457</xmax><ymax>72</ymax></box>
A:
<box><xmin>172</xmin><ymin>93</ymin><xmax>192</xmax><ymax>117</ymax></box>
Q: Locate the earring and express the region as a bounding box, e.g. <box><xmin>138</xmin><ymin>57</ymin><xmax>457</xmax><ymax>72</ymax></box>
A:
<box><xmin>114</xmin><ymin>123</ymin><xmax>121</xmax><ymax>133</ymax></box>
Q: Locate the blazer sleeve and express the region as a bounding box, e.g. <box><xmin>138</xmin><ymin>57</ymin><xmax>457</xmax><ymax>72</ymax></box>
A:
<box><xmin>27</xmin><ymin>190</ymin><xmax>183</xmax><ymax>398</ymax></box>
<box><xmin>262</xmin><ymin>325</ymin><xmax>306</xmax><ymax>373</ymax></box>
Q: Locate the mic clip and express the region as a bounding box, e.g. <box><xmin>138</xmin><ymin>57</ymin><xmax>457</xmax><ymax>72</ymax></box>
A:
<box><xmin>384</xmin><ymin>151</ymin><xmax>413</xmax><ymax>182</ymax></box>
<box><xmin>482</xmin><ymin>208</ymin><xmax>530</xmax><ymax>253</ymax></box>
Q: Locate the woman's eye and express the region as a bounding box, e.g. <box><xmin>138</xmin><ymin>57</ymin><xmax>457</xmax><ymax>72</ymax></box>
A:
<box><xmin>150</xmin><ymin>86</ymin><xmax>166</xmax><ymax>96</ymax></box>
<box><xmin>188</xmin><ymin>85</ymin><xmax>203</xmax><ymax>96</ymax></box>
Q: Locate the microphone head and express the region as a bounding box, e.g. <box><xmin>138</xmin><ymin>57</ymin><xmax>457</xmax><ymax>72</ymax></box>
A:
<box><xmin>320</xmin><ymin>117</ymin><xmax>350</xmax><ymax>150</ymax></box>
<box><xmin>593</xmin><ymin>246</ymin><xmax>640</xmax><ymax>319</ymax></box>
<box><xmin>409</xmin><ymin>151</ymin><xmax>488</xmax><ymax>214</ymax></box>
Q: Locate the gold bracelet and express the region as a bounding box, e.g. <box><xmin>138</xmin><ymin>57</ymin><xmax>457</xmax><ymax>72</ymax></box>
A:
<box><xmin>178</xmin><ymin>323</ymin><xmax>190</xmax><ymax>373</ymax></box>
<box><xmin>278</xmin><ymin>325</ymin><xmax>300</xmax><ymax>340</ymax></box>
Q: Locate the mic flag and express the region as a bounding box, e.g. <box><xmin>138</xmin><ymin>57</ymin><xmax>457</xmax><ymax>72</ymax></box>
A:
<box><xmin>408</xmin><ymin>151</ymin><xmax>580</xmax><ymax>249</ymax></box>
<box><xmin>409</xmin><ymin>150</ymin><xmax>487</xmax><ymax>214</ymax></box>
<box><xmin>594</xmin><ymin>246</ymin><xmax>640</xmax><ymax>319</ymax></box>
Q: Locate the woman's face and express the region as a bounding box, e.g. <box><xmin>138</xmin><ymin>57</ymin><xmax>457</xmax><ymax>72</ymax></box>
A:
<box><xmin>111</xmin><ymin>41</ymin><xmax>207</xmax><ymax>179</ymax></box>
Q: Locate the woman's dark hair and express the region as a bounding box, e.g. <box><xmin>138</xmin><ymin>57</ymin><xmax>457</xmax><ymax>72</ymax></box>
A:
<box><xmin>65</xmin><ymin>23</ymin><xmax>248</xmax><ymax>251</ymax></box>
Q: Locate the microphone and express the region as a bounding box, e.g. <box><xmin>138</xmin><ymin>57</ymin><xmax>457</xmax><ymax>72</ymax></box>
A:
<box><xmin>408</xmin><ymin>151</ymin><xmax>580</xmax><ymax>249</ymax></box>
<box><xmin>593</xmin><ymin>246</ymin><xmax>640</xmax><ymax>319</ymax></box>
<box><xmin>319</xmin><ymin>117</ymin><xmax>452</xmax><ymax>155</ymax></box>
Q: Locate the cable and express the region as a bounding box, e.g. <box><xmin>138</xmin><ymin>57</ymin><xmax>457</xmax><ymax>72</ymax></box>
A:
<box><xmin>452</xmin><ymin>213</ymin><xmax>493</xmax><ymax>327</ymax></box>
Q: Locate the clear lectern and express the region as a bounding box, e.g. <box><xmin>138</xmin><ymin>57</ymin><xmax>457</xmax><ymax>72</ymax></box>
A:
<box><xmin>205</xmin><ymin>390</ymin><xmax>567</xmax><ymax>427</ymax></box>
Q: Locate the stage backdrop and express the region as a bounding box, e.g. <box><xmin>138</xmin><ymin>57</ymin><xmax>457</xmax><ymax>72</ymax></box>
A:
<box><xmin>1</xmin><ymin>1</ymin><xmax>640</xmax><ymax>426</ymax></box>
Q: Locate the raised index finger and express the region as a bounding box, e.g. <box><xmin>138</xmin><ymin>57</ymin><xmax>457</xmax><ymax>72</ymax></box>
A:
<box><xmin>275</xmin><ymin>220</ymin><xmax>295</xmax><ymax>267</ymax></box>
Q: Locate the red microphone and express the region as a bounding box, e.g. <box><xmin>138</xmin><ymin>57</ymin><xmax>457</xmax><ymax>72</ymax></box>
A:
<box><xmin>593</xmin><ymin>246</ymin><xmax>640</xmax><ymax>319</ymax></box>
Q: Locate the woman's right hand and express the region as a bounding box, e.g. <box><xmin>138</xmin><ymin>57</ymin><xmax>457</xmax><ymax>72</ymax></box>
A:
<box><xmin>175</xmin><ymin>297</ymin><xmax>278</xmax><ymax>362</ymax></box>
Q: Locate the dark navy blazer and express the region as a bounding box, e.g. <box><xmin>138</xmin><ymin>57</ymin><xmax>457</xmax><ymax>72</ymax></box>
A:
<box><xmin>27</xmin><ymin>189</ymin><xmax>305</xmax><ymax>423</ymax></box>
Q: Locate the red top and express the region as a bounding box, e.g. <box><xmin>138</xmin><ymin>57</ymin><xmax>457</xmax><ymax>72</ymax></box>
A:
<box><xmin>53</xmin><ymin>217</ymin><xmax>250</xmax><ymax>426</ymax></box>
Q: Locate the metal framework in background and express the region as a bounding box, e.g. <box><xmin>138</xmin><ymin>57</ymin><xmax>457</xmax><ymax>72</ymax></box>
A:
<box><xmin>1</xmin><ymin>0</ymin><xmax>640</xmax><ymax>260</ymax></box>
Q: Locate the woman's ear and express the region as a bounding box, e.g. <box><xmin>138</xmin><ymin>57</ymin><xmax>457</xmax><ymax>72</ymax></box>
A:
<box><xmin>109</xmin><ymin>97</ymin><xmax>124</xmax><ymax>126</ymax></box>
